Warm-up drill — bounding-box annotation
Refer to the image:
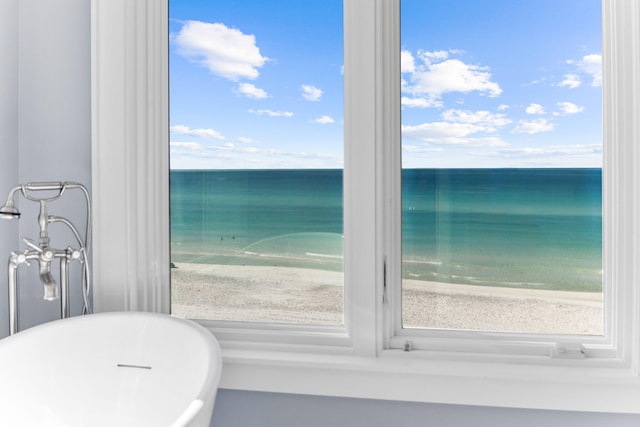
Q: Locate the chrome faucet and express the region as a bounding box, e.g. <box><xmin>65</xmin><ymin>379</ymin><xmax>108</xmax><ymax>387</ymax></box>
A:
<box><xmin>1</xmin><ymin>182</ymin><xmax>91</xmax><ymax>334</ymax></box>
<box><xmin>20</xmin><ymin>236</ymin><xmax>60</xmax><ymax>301</ymax></box>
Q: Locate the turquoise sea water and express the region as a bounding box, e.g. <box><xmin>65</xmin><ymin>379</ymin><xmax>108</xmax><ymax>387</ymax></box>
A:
<box><xmin>170</xmin><ymin>169</ymin><xmax>602</xmax><ymax>292</ymax></box>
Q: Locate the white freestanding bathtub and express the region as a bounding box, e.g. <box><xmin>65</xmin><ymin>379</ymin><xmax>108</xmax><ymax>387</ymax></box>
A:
<box><xmin>0</xmin><ymin>311</ymin><xmax>222</xmax><ymax>427</ymax></box>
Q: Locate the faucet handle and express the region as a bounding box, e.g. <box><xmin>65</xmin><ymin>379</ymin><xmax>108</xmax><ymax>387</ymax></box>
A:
<box><xmin>10</xmin><ymin>251</ymin><xmax>31</xmax><ymax>266</ymax></box>
<box><xmin>65</xmin><ymin>247</ymin><xmax>83</xmax><ymax>262</ymax></box>
<box><xmin>23</xmin><ymin>238</ymin><xmax>43</xmax><ymax>253</ymax></box>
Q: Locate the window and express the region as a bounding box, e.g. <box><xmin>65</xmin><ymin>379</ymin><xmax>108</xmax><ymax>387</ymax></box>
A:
<box><xmin>92</xmin><ymin>0</ymin><xmax>640</xmax><ymax>413</ymax></box>
<box><xmin>399</xmin><ymin>0</ymin><xmax>603</xmax><ymax>336</ymax></box>
<box><xmin>168</xmin><ymin>1</ymin><xmax>345</xmax><ymax>325</ymax></box>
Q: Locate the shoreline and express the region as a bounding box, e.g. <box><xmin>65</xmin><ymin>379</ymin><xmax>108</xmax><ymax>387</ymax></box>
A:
<box><xmin>171</xmin><ymin>262</ymin><xmax>602</xmax><ymax>335</ymax></box>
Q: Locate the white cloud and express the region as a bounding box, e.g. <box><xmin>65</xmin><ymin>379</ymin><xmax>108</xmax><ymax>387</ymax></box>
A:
<box><xmin>525</xmin><ymin>103</ymin><xmax>545</xmax><ymax>115</ymax></box>
<box><xmin>556</xmin><ymin>101</ymin><xmax>584</xmax><ymax>115</ymax></box>
<box><xmin>172</xmin><ymin>140</ymin><xmax>345</xmax><ymax>169</ymax></box>
<box><xmin>440</xmin><ymin>136</ymin><xmax>507</xmax><ymax>147</ymax></box>
<box><xmin>170</xmin><ymin>141</ymin><xmax>208</xmax><ymax>158</ymax></box>
<box><xmin>402</xmin><ymin>50</ymin><xmax>502</xmax><ymax>100</ymax></box>
<box><xmin>170</xmin><ymin>141</ymin><xmax>204</xmax><ymax>150</ymax></box>
<box><xmin>559</xmin><ymin>73</ymin><xmax>581</xmax><ymax>89</ymax></box>
<box><xmin>401</xmin><ymin>50</ymin><xmax>415</xmax><ymax>73</ymax></box>
<box><xmin>211</xmin><ymin>142</ymin><xmax>264</xmax><ymax>154</ymax></box>
<box><xmin>236</xmin><ymin>83</ymin><xmax>268</xmax><ymax>99</ymax></box>
<box><xmin>314</xmin><ymin>115</ymin><xmax>335</xmax><ymax>124</ymax></box>
<box><xmin>236</xmin><ymin>137</ymin><xmax>256</xmax><ymax>144</ymax></box>
<box><xmin>248</xmin><ymin>109</ymin><xmax>294</xmax><ymax>117</ymax></box>
<box><xmin>492</xmin><ymin>144</ymin><xmax>602</xmax><ymax>159</ymax></box>
<box><xmin>211</xmin><ymin>143</ymin><xmax>268</xmax><ymax>157</ymax></box>
<box><xmin>559</xmin><ymin>54</ymin><xmax>601</xmax><ymax>89</ymax></box>
<box><xmin>441</xmin><ymin>109</ymin><xmax>511</xmax><ymax>127</ymax></box>
<box><xmin>578</xmin><ymin>54</ymin><xmax>602</xmax><ymax>87</ymax></box>
<box><xmin>512</xmin><ymin>118</ymin><xmax>555</xmax><ymax>134</ymax></box>
<box><xmin>403</xmin><ymin>122</ymin><xmax>486</xmax><ymax>138</ymax></box>
<box><xmin>301</xmin><ymin>84</ymin><xmax>323</xmax><ymax>101</ymax></box>
<box><xmin>170</xmin><ymin>125</ymin><xmax>225</xmax><ymax>140</ymax></box>
<box><xmin>402</xmin><ymin>122</ymin><xmax>507</xmax><ymax>146</ymax></box>
<box><xmin>401</xmin><ymin>96</ymin><xmax>442</xmax><ymax>109</ymax></box>
<box><xmin>497</xmin><ymin>104</ymin><xmax>510</xmax><ymax>111</ymax></box>
<box><xmin>402</xmin><ymin>144</ymin><xmax>444</xmax><ymax>154</ymax></box>
<box><xmin>417</xmin><ymin>59</ymin><xmax>502</xmax><ymax>97</ymax></box>
<box><xmin>174</xmin><ymin>21</ymin><xmax>268</xmax><ymax>81</ymax></box>
<box><xmin>402</xmin><ymin>108</ymin><xmax>511</xmax><ymax>147</ymax></box>
<box><xmin>417</xmin><ymin>49</ymin><xmax>450</xmax><ymax>65</ymax></box>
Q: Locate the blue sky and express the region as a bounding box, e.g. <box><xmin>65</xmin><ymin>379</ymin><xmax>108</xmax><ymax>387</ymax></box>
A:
<box><xmin>169</xmin><ymin>0</ymin><xmax>602</xmax><ymax>169</ymax></box>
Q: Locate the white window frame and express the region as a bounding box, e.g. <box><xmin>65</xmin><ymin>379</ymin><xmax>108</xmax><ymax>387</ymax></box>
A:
<box><xmin>91</xmin><ymin>0</ymin><xmax>640</xmax><ymax>413</ymax></box>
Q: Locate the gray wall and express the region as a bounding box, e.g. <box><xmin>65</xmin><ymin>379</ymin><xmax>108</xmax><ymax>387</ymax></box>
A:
<box><xmin>0</xmin><ymin>0</ymin><xmax>91</xmax><ymax>336</ymax></box>
<box><xmin>0</xmin><ymin>1</ymin><xmax>638</xmax><ymax>425</ymax></box>
<box><xmin>0</xmin><ymin>0</ymin><xmax>20</xmax><ymax>338</ymax></box>
<box><xmin>211</xmin><ymin>390</ymin><xmax>640</xmax><ymax>427</ymax></box>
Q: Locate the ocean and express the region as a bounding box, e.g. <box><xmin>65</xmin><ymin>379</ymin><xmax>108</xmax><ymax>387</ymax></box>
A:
<box><xmin>170</xmin><ymin>168</ymin><xmax>602</xmax><ymax>293</ymax></box>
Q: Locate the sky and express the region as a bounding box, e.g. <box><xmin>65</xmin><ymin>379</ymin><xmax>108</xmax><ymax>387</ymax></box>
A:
<box><xmin>169</xmin><ymin>0</ymin><xmax>602</xmax><ymax>170</ymax></box>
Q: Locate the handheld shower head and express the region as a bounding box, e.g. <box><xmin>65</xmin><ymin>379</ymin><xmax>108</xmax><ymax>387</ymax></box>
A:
<box><xmin>0</xmin><ymin>186</ymin><xmax>22</xmax><ymax>219</ymax></box>
<box><xmin>1</xmin><ymin>182</ymin><xmax>81</xmax><ymax>219</ymax></box>
<box><xmin>0</xmin><ymin>204</ymin><xmax>20</xmax><ymax>219</ymax></box>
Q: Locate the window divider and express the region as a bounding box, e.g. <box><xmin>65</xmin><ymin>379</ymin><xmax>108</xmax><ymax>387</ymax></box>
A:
<box><xmin>377</xmin><ymin>0</ymin><xmax>403</xmax><ymax>349</ymax></box>
<box><xmin>343</xmin><ymin>0</ymin><xmax>381</xmax><ymax>357</ymax></box>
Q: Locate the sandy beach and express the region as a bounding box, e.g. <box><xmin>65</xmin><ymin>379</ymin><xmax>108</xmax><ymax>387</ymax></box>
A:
<box><xmin>171</xmin><ymin>262</ymin><xmax>602</xmax><ymax>335</ymax></box>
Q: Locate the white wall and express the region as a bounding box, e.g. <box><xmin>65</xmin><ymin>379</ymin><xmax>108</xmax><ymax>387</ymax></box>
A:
<box><xmin>0</xmin><ymin>1</ymin><xmax>638</xmax><ymax>425</ymax></box>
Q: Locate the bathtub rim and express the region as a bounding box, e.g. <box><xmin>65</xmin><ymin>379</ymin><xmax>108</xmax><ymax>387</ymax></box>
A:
<box><xmin>0</xmin><ymin>311</ymin><xmax>223</xmax><ymax>427</ymax></box>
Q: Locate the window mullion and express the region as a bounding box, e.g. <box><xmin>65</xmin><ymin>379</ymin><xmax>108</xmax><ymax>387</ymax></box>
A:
<box><xmin>378</xmin><ymin>0</ymin><xmax>402</xmax><ymax>348</ymax></box>
<box><xmin>344</xmin><ymin>0</ymin><xmax>384</xmax><ymax>356</ymax></box>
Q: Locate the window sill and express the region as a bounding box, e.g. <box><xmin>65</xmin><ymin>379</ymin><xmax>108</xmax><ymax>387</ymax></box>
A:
<box><xmin>218</xmin><ymin>346</ymin><xmax>640</xmax><ymax>414</ymax></box>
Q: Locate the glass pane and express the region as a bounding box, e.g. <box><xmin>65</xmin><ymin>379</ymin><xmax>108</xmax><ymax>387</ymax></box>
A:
<box><xmin>169</xmin><ymin>1</ymin><xmax>344</xmax><ymax>325</ymax></box>
<box><xmin>401</xmin><ymin>0</ymin><xmax>603</xmax><ymax>334</ymax></box>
